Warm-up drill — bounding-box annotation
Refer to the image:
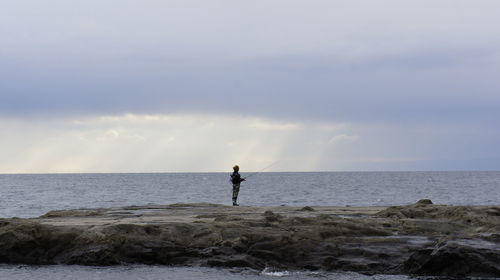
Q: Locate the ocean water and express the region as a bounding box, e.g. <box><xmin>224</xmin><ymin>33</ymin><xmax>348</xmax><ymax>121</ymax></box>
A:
<box><xmin>0</xmin><ymin>265</ymin><xmax>414</xmax><ymax>280</ymax></box>
<box><xmin>0</xmin><ymin>171</ymin><xmax>499</xmax><ymax>279</ymax></box>
<box><xmin>1</xmin><ymin>171</ymin><xmax>499</xmax><ymax>218</ymax></box>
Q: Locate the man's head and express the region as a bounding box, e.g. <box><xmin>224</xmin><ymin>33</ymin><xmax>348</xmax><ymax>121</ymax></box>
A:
<box><xmin>233</xmin><ymin>165</ymin><xmax>239</xmax><ymax>172</ymax></box>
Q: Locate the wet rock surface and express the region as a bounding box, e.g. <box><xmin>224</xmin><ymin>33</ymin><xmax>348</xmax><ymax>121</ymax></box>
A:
<box><xmin>0</xmin><ymin>201</ymin><xmax>499</xmax><ymax>277</ymax></box>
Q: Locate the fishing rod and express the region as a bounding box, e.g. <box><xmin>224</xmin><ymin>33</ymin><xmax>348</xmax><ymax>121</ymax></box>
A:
<box><xmin>243</xmin><ymin>160</ymin><xmax>280</xmax><ymax>180</ymax></box>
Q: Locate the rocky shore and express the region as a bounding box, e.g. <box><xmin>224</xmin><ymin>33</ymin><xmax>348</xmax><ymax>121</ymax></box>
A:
<box><xmin>0</xmin><ymin>200</ymin><xmax>499</xmax><ymax>278</ymax></box>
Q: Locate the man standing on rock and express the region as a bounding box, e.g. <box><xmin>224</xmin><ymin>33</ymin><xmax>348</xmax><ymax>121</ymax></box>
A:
<box><xmin>230</xmin><ymin>165</ymin><xmax>245</xmax><ymax>206</ymax></box>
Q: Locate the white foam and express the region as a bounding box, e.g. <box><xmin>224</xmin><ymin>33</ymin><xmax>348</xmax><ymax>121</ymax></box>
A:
<box><xmin>260</xmin><ymin>267</ymin><xmax>290</xmax><ymax>277</ymax></box>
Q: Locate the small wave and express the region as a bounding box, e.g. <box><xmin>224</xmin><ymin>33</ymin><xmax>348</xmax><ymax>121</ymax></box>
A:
<box><xmin>261</xmin><ymin>267</ymin><xmax>290</xmax><ymax>277</ymax></box>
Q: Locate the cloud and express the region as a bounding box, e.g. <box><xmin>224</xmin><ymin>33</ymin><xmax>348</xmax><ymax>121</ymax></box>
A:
<box><xmin>0</xmin><ymin>1</ymin><xmax>499</xmax><ymax>125</ymax></box>
<box><xmin>2</xmin><ymin>1</ymin><xmax>500</xmax><ymax>59</ymax></box>
<box><xmin>328</xmin><ymin>134</ymin><xmax>359</xmax><ymax>145</ymax></box>
<box><xmin>2</xmin><ymin>48</ymin><xmax>499</xmax><ymax>125</ymax></box>
<box><xmin>247</xmin><ymin>120</ymin><xmax>301</xmax><ymax>131</ymax></box>
<box><xmin>1</xmin><ymin>1</ymin><xmax>500</xmax><ymax>172</ymax></box>
<box><xmin>0</xmin><ymin>114</ymin><xmax>351</xmax><ymax>173</ymax></box>
<box><xmin>1</xmin><ymin>113</ymin><xmax>499</xmax><ymax>173</ymax></box>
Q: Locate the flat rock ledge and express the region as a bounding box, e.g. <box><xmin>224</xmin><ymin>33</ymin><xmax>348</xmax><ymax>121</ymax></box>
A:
<box><xmin>1</xmin><ymin>200</ymin><xmax>499</xmax><ymax>278</ymax></box>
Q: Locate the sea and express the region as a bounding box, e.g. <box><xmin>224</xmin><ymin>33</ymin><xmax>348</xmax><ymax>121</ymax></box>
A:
<box><xmin>0</xmin><ymin>171</ymin><xmax>499</xmax><ymax>279</ymax></box>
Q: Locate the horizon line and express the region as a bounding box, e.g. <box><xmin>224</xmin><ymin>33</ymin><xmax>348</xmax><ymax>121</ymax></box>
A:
<box><xmin>1</xmin><ymin>170</ymin><xmax>499</xmax><ymax>175</ymax></box>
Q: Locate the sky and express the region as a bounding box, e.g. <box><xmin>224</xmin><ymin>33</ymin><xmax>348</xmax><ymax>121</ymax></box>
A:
<box><xmin>1</xmin><ymin>0</ymin><xmax>500</xmax><ymax>173</ymax></box>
